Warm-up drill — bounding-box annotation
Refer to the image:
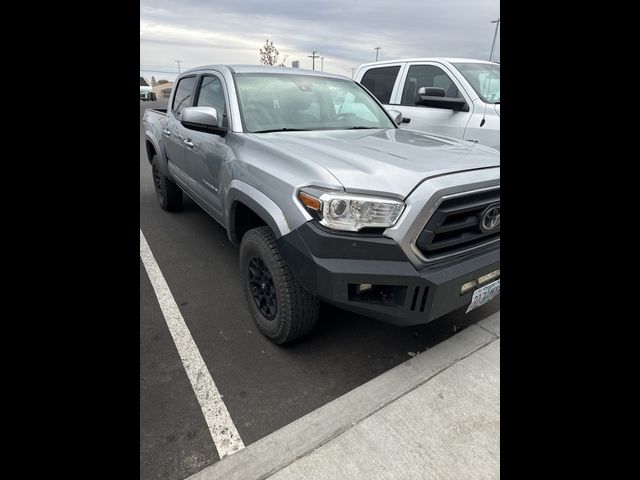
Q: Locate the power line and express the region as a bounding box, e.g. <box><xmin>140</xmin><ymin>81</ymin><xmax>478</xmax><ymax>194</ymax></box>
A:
<box><xmin>140</xmin><ymin>63</ymin><xmax>180</xmax><ymax>68</ymax></box>
<box><xmin>140</xmin><ymin>69</ymin><xmax>179</xmax><ymax>74</ymax></box>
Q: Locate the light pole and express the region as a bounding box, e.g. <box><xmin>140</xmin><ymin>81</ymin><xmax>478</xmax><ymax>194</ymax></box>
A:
<box><xmin>175</xmin><ymin>60</ymin><xmax>182</xmax><ymax>74</ymax></box>
<box><xmin>320</xmin><ymin>57</ymin><xmax>324</xmax><ymax>72</ymax></box>
<box><xmin>374</xmin><ymin>47</ymin><xmax>381</xmax><ymax>61</ymax></box>
<box><xmin>480</xmin><ymin>18</ymin><xmax>500</xmax><ymax>127</ymax></box>
<box><xmin>489</xmin><ymin>18</ymin><xmax>500</xmax><ymax>62</ymax></box>
<box><xmin>351</xmin><ymin>67</ymin><xmax>355</xmax><ymax>79</ymax></box>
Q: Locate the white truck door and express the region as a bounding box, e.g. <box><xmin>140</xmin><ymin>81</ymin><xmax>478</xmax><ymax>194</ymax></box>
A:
<box><xmin>390</xmin><ymin>62</ymin><xmax>473</xmax><ymax>140</ymax></box>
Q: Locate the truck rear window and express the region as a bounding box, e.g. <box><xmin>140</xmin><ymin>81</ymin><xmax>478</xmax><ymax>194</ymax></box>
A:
<box><xmin>360</xmin><ymin>66</ymin><xmax>400</xmax><ymax>104</ymax></box>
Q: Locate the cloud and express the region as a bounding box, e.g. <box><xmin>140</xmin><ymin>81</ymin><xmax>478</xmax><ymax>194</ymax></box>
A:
<box><xmin>140</xmin><ymin>0</ymin><xmax>499</xmax><ymax>81</ymax></box>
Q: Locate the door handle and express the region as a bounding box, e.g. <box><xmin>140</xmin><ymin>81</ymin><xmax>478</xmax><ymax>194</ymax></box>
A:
<box><xmin>163</xmin><ymin>128</ymin><xmax>171</xmax><ymax>136</ymax></box>
<box><xmin>183</xmin><ymin>139</ymin><xmax>194</xmax><ymax>148</ymax></box>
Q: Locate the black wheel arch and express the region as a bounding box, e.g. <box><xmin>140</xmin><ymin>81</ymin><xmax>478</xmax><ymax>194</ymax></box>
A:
<box><xmin>228</xmin><ymin>200</ymin><xmax>269</xmax><ymax>246</ymax></box>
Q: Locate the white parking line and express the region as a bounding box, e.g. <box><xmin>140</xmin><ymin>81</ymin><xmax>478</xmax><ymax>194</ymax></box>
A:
<box><xmin>140</xmin><ymin>229</ymin><xmax>245</xmax><ymax>459</ymax></box>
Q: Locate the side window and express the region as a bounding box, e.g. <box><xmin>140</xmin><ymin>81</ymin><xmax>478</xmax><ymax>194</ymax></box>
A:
<box><xmin>401</xmin><ymin>65</ymin><xmax>460</xmax><ymax>106</ymax></box>
<box><xmin>196</xmin><ymin>76</ymin><xmax>227</xmax><ymax>125</ymax></box>
<box><xmin>360</xmin><ymin>66</ymin><xmax>400</xmax><ymax>104</ymax></box>
<box><xmin>171</xmin><ymin>76</ymin><xmax>197</xmax><ymax>116</ymax></box>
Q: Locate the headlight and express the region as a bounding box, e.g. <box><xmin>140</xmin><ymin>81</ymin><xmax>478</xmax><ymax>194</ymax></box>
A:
<box><xmin>297</xmin><ymin>187</ymin><xmax>405</xmax><ymax>232</ymax></box>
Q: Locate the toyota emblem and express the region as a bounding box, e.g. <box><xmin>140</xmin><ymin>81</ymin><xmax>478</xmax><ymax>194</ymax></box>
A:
<box><xmin>480</xmin><ymin>203</ymin><xmax>500</xmax><ymax>232</ymax></box>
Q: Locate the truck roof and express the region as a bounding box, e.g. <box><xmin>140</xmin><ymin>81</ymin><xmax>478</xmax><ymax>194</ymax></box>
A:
<box><xmin>357</xmin><ymin>58</ymin><xmax>499</xmax><ymax>69</ymax></box>
<box><xmin>182</xmin><ymin>64</ymin><xmax>350</xmax><ymax>80</ymax></box>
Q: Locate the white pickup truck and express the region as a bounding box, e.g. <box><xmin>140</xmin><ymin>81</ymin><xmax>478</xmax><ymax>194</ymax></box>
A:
<box><xmin>354</xmin><ymin>58</ymin><xmax>500</xmax><ymax>150</ymax></box>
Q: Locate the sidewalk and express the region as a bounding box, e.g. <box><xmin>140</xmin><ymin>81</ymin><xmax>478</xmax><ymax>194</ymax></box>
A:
<box><xmin>189</xmin><ymin>312</ymin><xmax>500</xmax><ymax>480</ymax></box>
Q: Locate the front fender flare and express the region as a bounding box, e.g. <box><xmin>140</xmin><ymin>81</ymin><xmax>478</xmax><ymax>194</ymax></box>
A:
<box><xmin>226</xmin><ymin>180</ymin><xmax>291</xmax><ymax>241</ymax></box>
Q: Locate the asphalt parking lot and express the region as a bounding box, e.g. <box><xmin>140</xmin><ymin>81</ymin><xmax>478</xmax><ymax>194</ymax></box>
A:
<box><xmin>139</xmin><ymin>100</ymin><xmax>500</xmax><ymax>480</ymax></box>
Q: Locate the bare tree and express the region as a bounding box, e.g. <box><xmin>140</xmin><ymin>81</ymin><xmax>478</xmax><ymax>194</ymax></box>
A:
<box><xmin>259</xmin><ymin>39</ymin><xmax>289</xmax><ymax>67</ymax></box>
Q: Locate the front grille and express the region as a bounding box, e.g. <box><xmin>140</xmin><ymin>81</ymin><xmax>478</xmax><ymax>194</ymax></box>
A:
<box><xmin>416</xmin><ymin>188</ymin><xmax>500</xmax><ymax>259</ymax></box>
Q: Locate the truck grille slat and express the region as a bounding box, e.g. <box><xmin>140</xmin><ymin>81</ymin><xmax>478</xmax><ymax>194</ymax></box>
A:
<box><xmin>416</xmin><ymin>188</ymin><xmax>500</xmax><ymax>259</ymax></box>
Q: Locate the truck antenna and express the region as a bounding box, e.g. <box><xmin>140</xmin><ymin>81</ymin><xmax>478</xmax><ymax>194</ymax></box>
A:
<box><xmin>480</xmin><ymin>18</ymin><xmax>500</xmax><ymax>127</ymax></box>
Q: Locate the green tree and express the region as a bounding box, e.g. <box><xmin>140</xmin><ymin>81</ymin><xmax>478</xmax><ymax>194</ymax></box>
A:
<box><xmin>259</xmin><ymin>39</ymin><xmax>288</xmax><ymax>67</ymax></box>
<box><xmin>157</xmin><ymin>79</ymin><xmax>170</xmax><ymax>85</ymax></box>
<box><xmin>140</xmin><ymin>76</ymin><xmax>149</xmax><ymax>86</ymax></box>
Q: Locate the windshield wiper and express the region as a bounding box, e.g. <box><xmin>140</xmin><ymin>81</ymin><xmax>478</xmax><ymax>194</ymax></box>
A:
<box><xmin>344</xmin><ymin>126</ymin><xmax>379</xmax><ymax>130</ymax></box>
<box><xmin>252</xmin><ymin>128</ymin><xmax>311</xmax><ymax>133</ymax></box>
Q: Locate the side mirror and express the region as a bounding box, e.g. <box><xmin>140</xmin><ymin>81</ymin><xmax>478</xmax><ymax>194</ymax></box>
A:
<box><xmin>418</xmin><ymin>87</ymin><xmax>445</xmax><ymax>97</ymax></box>
<box><xmin>181</xmin><ymin>106</ymin><xmax>227</xmax><ymax>135</ymax></box>
<box><xmin>417</xmin><ymin>87</ymin><xmax>469</xmax><ymax>112</ymax></box>
<box><xmin>387</xmin><ymin>109</ymin><xmax>404</xmax><ymax>126</ymax></box>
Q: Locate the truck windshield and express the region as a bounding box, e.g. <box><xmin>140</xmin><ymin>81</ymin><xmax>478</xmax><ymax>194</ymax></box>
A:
<box><xmin>234</xmin><ymin>73</ymin><xmax>396</xmax><ymax>133</ymax></box>
<box><xmin>452</xmin><ymin>63</ymin><xmax>500</xmax><ymax>104</ymax></box>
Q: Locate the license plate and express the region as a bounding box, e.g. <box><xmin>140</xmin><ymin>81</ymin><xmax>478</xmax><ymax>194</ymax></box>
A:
<box><xmin>466</xmin><ymin>279</ymin><xmax>500</xmax><ymax>313</ymax></box>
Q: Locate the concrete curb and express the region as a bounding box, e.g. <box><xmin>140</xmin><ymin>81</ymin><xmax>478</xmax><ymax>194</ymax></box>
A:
<box><xmin>188</xmin><ymin>312</ymin><xmax>500</xmax><ymax>480</ymax></box>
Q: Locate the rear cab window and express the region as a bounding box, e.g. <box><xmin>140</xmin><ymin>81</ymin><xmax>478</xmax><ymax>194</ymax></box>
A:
<box><xmin>360</xmin><ymin>65</ymin><xmax>401</xmax><ymax>104</ymax></box>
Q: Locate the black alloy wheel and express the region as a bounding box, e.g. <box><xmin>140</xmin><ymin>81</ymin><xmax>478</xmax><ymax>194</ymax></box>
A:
<box><xmin>248</xmin><ymin>256</ymin><xmax>278</xmax><ymax>320</ymax></box>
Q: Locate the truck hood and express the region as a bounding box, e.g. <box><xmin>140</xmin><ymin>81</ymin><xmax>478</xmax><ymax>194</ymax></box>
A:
<box><xmin>250</xmin><ymin>128</ymin><xmax>500</xmax><ymax>199</ymax></box>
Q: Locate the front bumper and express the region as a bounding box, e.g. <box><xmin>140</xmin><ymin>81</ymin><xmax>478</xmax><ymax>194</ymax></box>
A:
<box><xmin>278</xmin><ymin>222</ymin><xmax>500</xmax><ymax>326</ymax></box>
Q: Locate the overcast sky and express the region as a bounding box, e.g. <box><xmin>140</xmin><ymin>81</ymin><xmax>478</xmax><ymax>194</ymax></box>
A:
<box><xmin>140</xmin><ymin>0</ymin><xmax>499</xmax><ymax>83</ymax></box>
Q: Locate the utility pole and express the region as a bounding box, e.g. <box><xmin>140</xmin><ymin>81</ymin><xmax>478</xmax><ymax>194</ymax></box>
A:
<box><xmin>351</xmin><ymin>67</ymin><xmax>355</xmax><ymax>79</ymax></box>
<box><xmin>308</xmin><ymin>51</ymin><xmax>320</xmax><ymax>70</ymax></box>
<box><xmin>374</xmin><ymin>47</ymin><xmax>381</xmax><ymax>61</ymax></box>
<box><xmin>320</xmin><ymin>57</ymin><xmax>324</xmax><ymax>72</ymax></box>
<box><xmin>489</xmin><ymin>18</ymin><xmax>500</xmax><ymax>62</ymax></box>
<box><xmin>175</xmin><ymin>60</ymin><xmax>182</xmax><ymax>74</ymax></box>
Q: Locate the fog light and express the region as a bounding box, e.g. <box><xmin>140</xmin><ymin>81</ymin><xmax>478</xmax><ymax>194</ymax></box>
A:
<box><xmin>357</xmin><ymin>283</ymin><xmax>373</xmax><ymax>293</ymax></box>
<box><xmin>478</xmin><ymin>269</ymin><xmax>500</xmax><ymax>285</ymax></box>
<box><xmin>460</xmin><ymin>280</ymin><xmax>478</xmax><ymax>295</ymax></box>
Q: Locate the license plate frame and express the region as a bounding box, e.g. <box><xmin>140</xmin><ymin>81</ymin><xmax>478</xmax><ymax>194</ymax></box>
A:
<box><xmin>466</xmin><ymin>279</ymin><xmax>500</xmax><ymax>313</ymax></box>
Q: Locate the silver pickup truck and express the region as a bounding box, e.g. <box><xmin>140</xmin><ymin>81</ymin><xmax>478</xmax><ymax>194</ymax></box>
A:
<box><xmin>143</xmin><ymin>65</ymin><xmax>500</xmax><ymax>344</ymax></box>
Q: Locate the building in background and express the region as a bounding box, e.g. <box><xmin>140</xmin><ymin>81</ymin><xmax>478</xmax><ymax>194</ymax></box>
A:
<box><xmin>153</xmin><ymin>82</ymin><xmax>175</xmax><ymax>99</ymax></box>
<box><xmin>291</xmin><ymin>60</ymin><xmax>299</xmax><ymax>68</ymax></box>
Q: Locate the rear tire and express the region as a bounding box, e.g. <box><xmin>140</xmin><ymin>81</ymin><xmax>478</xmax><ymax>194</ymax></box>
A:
<box><xmin>240</xmin><ymin>226</ymin><xmax>319</xmax><ymax>344</ymax></box>
<box><xmin>152</xmin><ymin>155</ymin><xmax>182</xmax><ymax>211</ymax></box>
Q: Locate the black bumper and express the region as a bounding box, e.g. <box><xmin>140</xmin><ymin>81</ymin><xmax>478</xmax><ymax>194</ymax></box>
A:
<box><xmin>278</xmin><ymin>222</ymin><xmax>500</xmax><ymax>326</ymax></box>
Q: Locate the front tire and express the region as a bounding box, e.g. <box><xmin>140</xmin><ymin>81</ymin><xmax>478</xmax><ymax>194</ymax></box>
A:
<box><xmin>152</xmin><ymin>155</ymin><xmax>182</xmax><ymax>211</ymax></box>
<box><xmin>240</xmin><ymin>226</ymin><xmax>319</xmax><ymax>344</ymax></box>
